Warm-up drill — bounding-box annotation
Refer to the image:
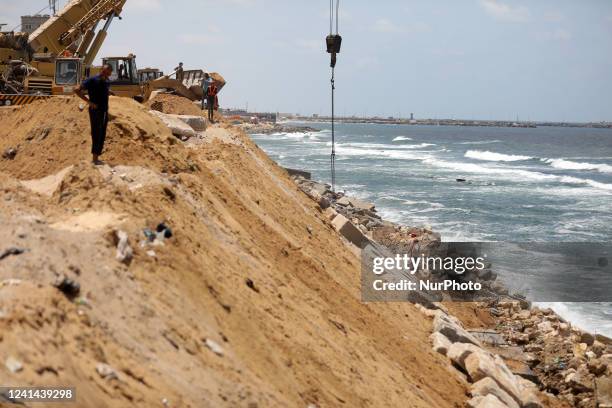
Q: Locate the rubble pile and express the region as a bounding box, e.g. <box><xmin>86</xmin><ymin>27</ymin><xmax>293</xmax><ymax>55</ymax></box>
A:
<box><xmin>490</xmin><ymin>301</ymin><xmax>612</xmax><ymax>408</ymax></box>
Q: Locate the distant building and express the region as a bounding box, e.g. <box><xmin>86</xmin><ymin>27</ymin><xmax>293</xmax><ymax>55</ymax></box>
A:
<box><xmin>21</xmin><ymin>15</ymin><xmax>49</xmax><ymax>34</ymax></box>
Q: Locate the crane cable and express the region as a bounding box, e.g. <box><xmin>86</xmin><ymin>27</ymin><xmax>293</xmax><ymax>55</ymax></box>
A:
<box><xmin>328</xmin><ymin>0</ymin><xmax>340</xmax><ymax>192</ymax></box>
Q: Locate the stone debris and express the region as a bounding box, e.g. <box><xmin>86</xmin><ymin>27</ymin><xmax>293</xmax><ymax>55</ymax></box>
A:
<box><xmin>430</xmin><ymin>332</ymin><xmax>452</xmax><ymax>356</ymax></box>
<box><xmin>331</xmin><ymin>214</ymin><xmax>368</xmax><ymax>248</ymax></box>
<box><xmin>467</xmin><ymin>394</ymin><xmax>508</xmax><ymax>408</ymax></box>
<box><xmin>115</xmin><ymin>230</ymin><xmax>133</xmax><ymax>264</ymax></box>
<box><xmin>5</xmin><ymin>356</ymin><xmax>23</xmax><ymax>373</ymax></box>
<box><xmin>96</xmin><ymin>363</ymin><xmax>118</xmax><ymax>380</ymax></box>
<box><xmin>149</xmin><ymin>110</ymin><xmax>197</xmax><ymax>140</ymax></box>
<box><xmin>204</xmin><ymin>339</ymin><xmax>224</xmax><ymax>356</ymax></box>
<box><xmin>470</xmin><ymin>377</ymin><xmax>519</xmax><ymax>408</ymax></box>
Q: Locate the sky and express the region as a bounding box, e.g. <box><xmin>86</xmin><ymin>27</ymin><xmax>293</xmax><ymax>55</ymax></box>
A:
<box><xmin>2</xmin><ymin>0</ymin><xmax>612</xmax><ymax>122</ymax></box>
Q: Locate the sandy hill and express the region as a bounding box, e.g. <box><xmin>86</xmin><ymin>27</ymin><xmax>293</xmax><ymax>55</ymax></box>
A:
<box><xmin>0</xmin><ymin>96</ymin><xmax>467</xmax><ymax>407</ymax></box>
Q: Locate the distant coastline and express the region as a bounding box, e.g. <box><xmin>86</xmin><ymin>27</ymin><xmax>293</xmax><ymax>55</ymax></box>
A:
<box><xmin>289</xmin><ymin>116</ymin><xmax>612</xmax><ymax>129</ymax></box>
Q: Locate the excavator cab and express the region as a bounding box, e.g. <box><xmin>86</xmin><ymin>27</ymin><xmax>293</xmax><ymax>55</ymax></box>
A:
<box><xmin>138</xmin><ymin>68</ymin><xmax>164</xmax><ymax>84</ymax></box>
<box><xmin>102</xmin><ymin>54</ymin><xmax>144</xmax><ymax>100</ymax></box>
<box><xmin>53</xmin><ymin>57</ymin><xmax>82</xmax><ymax>94</ymax></box>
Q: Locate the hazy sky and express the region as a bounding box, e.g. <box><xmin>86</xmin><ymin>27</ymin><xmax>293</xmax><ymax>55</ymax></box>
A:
<box><xmin>2</xmin><ymin>0</ymin><xmax>612</xmax><ymax>121</ymax></box>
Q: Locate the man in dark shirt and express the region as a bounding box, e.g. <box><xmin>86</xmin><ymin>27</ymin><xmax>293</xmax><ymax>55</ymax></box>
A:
<box><xmin>74</xmin><ymin>64</ymin><xmax>113</xmax><ymax>164</ymax></box>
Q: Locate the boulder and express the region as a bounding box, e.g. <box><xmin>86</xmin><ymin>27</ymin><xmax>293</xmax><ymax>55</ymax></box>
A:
<box><xmin>323</xmin><ymin>207</ymin><xmax>338</xmax><ymax>221</ymax></box>
<box><xmin>331</xmin><ymin>214</ymin><xmax>368</xmax><ymax>248</ymax></box>
<box><xmin>433</xmin><ymin>312</ymin><xmax>482</xmax><ymax>347</ymax></box>
<box><xmin>580</xmin><ymin>332</ymin><xmax>595</xmax><ymax>346</ymax></box>
<box><xmin>519</xmin><ymin>387</ymin><xmax>543</xmax><ymax>408</ymax></box>
<box><xmin>470</xmin><ymin>377</ymin><xmax>519</xmax><ymax>408</ymax></box>
<box><xmin>176</xmin><ymin>114</ymin><xmax>207</xmax><ymax>131</ymax></box>
<box><xmin>596</xmin><ymin>377</ymin><xmax>612</xmax><ymax>408</ymax></box>
<box><xmin>335</xmin><ymin>196</ymin><xmax>351</xmax><ymax>206</ymax></box>
<box><xmin>430</xmin><ymin>332</ymin><xmax>452</xmax><ymax>356</ymax></box>
<box><xmin>564</xmin><ymin>372</ymin><xmax>593</xmax><ymax>393</ymax></box>
<box><xmin>466</xmin><ymin>394</ymin><xmax>508</xmax><ymax>408</ymax></box>
<box><xmin>448</xmin><ymin>343</ymin><xmax>485</xmax><ymax>370</ymax></box>
<box><xmin>348</xmin><ymin>197</ymin><xmax>375</xmax><ymax>211</ymax></box>
<box><xmin>465</xmin><ymin>352</ymin><xmax>522</xmax><ymax>406</ymax></box>
<box><xmin>149</xmin><ymin>111</ymin><xmax>196</xmax><ymax>139</ymax></box>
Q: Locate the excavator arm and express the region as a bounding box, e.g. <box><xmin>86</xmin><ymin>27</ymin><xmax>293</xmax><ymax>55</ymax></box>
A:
<box><xmin>28</xmin><ymin>0</ymin><xmax>127</xmax><ymax>63</ymax></box>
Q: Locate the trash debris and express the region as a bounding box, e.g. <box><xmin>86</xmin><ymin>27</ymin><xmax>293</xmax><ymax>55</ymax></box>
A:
<box><xmin>115</xmin><ymin>230</ymin><xmax>133</xmax><ymax>264</ymax></box>
<box><xmin>156</xmin><ymin>223</ymin><xmax>173</xmax><ymax>239</ymax></box>
<box><xmin>0</xmin><ymin>247</ymin><xmax>26</xmax><ymax>261</ymax></box>
<box><xmin>5</xmin><ymin>356</ymin><xmax>23</xmax><ymax>373</ymax></box>
<box><xmin>53</xmin><ymin>276</ymin><xmax>81</xmax><ymax>298</ymax></box>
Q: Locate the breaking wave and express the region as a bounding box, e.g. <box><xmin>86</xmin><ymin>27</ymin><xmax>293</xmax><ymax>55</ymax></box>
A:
<box><xmin>465</xmin><ymin>150</ymin><xmax>533</xmax><ymax>162</ymax></box>
<box><xmin>392</xmin><ymin>136</ymin><xmax>413</xmax><ymax>141</ymax></box>
<box><xmin>543</xmin><ymin>158</ymin><xmax>612</xmax><ymax>174</ymax></box>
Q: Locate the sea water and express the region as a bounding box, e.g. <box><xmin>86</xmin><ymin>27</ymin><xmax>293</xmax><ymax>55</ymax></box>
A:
<box><xmin>251</xmin><ymin>122</ymin><xmax>612</xmax><ymax>336</ymax></box>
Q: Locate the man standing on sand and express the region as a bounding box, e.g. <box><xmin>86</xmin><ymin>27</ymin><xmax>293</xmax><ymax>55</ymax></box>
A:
<box><xmin>201</xmin><ymin>72</ymin><xmax>213</xmax><ymax>110</ymax></box>
<box><xmin>74</xmin><ymin>64</ymin><xmax>112</xmax><ymax>165</ymax></box>
<box><xmin>174</xmin><ymin>62</ymin><xmax>184</xmax><ymax>82</ymax></box>
<box><xmin>206</xmin><ymin>79</ymin><xmax>219</xmax><ymax>123</ymax></box>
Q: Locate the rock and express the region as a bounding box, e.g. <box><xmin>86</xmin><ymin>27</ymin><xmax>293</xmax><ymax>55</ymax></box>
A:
<box><xmin>574</xmin><ymin>343</ymin><xmax>588</xmax><ymax>358</ymax></box>
<box><xmin>587</xmin><ymin>359</ymin><xmax>607</xmax><ymax>376</ymax></box>
<box><xmin>468</xmin><ymin>329</ymin><xmax>507</xmax><ymax>346</ymax></box>
<box><xmin>430</xmin><ymin>332</ymin><xmax>452</xmax><ymax>356</ymax></box>
<box><xmin>335</xmin><ymin>196</ymin><xmax>350</xmax><ymax>207</ymax></box>
<box><xmin>331</xmin><ymin>214</ymin><xmax>368</xmax><ymax>248</ymax></box>
<box><xmin>115</xmin><ymin>230</ymin><xmax>133</xmax><ymax>264</ymax></box>
<box><xmin>470</xmin><ymin>377</ymin><xmax>519</xmax><ymax>408</ymax></box>
<box><xmin>514</xmin><ymin>310</ymin><xmax>531</xmax><ymax>320</ymax></box>
<box><xmin>433</xmin><ymin>312</ymin><xmax>482</xmax><ymax>347</ymax></box>
<box><xmin>96</xmin><ymin>363</ymin><xmax>118</xmax><ymax>380</ymax></box>
<box><xmin>323</xmin><ymin>207</ymin><xmax>338</xmax><ymax>221</ymax></box>
<box><xmin>476</xmin><ymin>268</ymin><xmax>497</xmax><ymax>281</ymax></box>
<box><xmin>596</xmin><ymin>377</ymin><xmax>612</xmax><ymax>408</ymax></box>
<box><xmin>5</xmin><ymin>356</ymin><xmax>23</xmax><ymax>373</ymax></box>
<box><xmin>347</xmin><ymin>197</ymin><xmax>375</xmax><ymax>211</ymax></box>
<box><xmin>519</xmin><ymin>387</ymin><xmax>543</xmax><ymax>408</ymax></box>
<box><xmin>149</xmin><ymin>110</ymin><xmax>197</xmax><ymax>139</ymax></box>
<box><xmin>466</xmin><ymin>394</ymin><xmax>508</xmax><ymax>408</ymax></box>
<box><xmin>536</xmin><ymin>321</ymin><xmax>554</xmax><ymax>333</ymax></box>
<box><xmin>593</xmin><ymin>341</ymin><xmax>607</xmax><ymax>357</ymax></box>
<box><xmin>447</xmin><ymin>343</ymin><xmax>485</xmax><ymax>370</ymax></box>
<box><xmin>318</xmin><ymin>196</ymin><xmax>331</xmax><ymax>209</ymax></box>
<box><xmin>564</xmin><ymin>372</ymin><xmax>593</xmax><ymax>393</ymax></box>
<box><xmin>465</xmin><ymin>352</ymin><xmax>522</xmax><ymax>405</ymax></box>
<box><xmin>580</xmin><ymin>332</ymin><xmax>595</xmax><ymax>346</ymax></box>
<box><xmin>175</xmin><ymin>115</ymin><xmax>206</xmax><ymax>131</ymax></box>
<box><xmin>2</xmin><ymin>147</ymin><xmax>17</xmax><ymax>160</ymax></box>
<box><xmin>204</xmin><ymin>339</ymin><xmax>224</xmax><ymax>356</ymax></box>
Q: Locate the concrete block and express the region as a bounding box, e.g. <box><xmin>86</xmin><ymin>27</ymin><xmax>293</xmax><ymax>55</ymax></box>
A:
<box><xmin>331</xmin><ymin>214</ymin><xmax>367</xmax><ymax>248</ymax></box>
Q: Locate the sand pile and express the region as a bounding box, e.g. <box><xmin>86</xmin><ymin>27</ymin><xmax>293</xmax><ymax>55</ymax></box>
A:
<box><xmin>145</xmin><ymin>93</ymin><xmax>204</xmax><ymax>117</ymax></box>
<box><xmin>0</xmin><ymin>97</ymin><xmax>469</xmax><ymax>407</ymax></box>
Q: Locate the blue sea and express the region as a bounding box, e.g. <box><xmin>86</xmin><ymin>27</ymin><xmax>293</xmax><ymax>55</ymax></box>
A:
<box><xmin>251</xmin><ymin>122</ymin><xmax>612</xmax><ymax>336</ymax></box>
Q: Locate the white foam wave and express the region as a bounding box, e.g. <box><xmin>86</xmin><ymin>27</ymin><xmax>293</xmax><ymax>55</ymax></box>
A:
<box><xmin>543</xmin><ymin>158</ymin><xmax>612</xmax><ymax>174</ymax></box>
<box><xmin>392</xmin><ymin>136</ymin><xmax>413</xmax><ymax>141</ymax></box>
<box><xmin>465</xmin><ymin>150</ymin><xmax>533</xmax><ymax>162</ymax></box>
<box><xmin>459</xmin><ymin>140</ymin><xmax>502</xmax><ymax>145</ymax></box>
<box><xmin>423</xmin><ymin>158</ymin><xmax>612</xmax><ymax>191</ymax></box>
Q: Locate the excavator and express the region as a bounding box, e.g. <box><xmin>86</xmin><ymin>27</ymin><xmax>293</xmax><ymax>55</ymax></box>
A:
<box><xmin>0</xmin><ymin>0</ymin><xmax>128</xmax><ymax>105</ymax></box>
<box><xmin>0</xmin><ymin>0</ymin><xmax>225</xmax><ymax>106</ymax></box>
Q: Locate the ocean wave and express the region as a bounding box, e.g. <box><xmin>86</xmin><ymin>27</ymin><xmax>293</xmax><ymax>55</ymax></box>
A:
<box><xmin>459</xmin><ymin>140</ymin><xmax>502</xmax><ymax>145</ymax></box>
<box><xmin>392</xmin><ymin>136</ymin><xmax>413</xmax><ymax>141</ymax></box>
<box><xmin>423</xmin><ymin>158</ymin><xmax>612</xmax><ymax>191</ymax></box>
<box><xmin>543</xmin><ymin>158</ymin><xmax>612</xmax><ymax>174</ymax></box>
<box><xmin>328</xmin><ymin>142</ymin><xmax>435</xmax><ymax>150</ymax></box>
<box><xmin>465</xmin><ymin>150</ymin><xmax>533</xmax><ymax>162</ymax></box>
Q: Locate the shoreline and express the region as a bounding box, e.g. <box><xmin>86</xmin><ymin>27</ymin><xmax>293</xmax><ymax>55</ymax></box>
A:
<box><xmin>287</xmin><ymin>168</ymin><xmax>611</xmax><ymax>408</ymax></box>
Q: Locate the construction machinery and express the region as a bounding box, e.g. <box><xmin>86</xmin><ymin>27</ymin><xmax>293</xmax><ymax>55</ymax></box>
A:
<box><xmin>1</xmin><ymin>0</ymin><xmax>227</xmax><ymax>107</ymax></box>
<box><xmin>138</xmin><ymin>68</ymin><xmax>164</xmax><ymax>83</ymax></box>
<box><xmin>0</xmin><ymin>0</ymin><xmax>127</xmax><ymax>105</ymax></box>
<box><xmin>101</xmin><ymin>54</ymin><xmax>226</xmax><ymax>103</ymax></box>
